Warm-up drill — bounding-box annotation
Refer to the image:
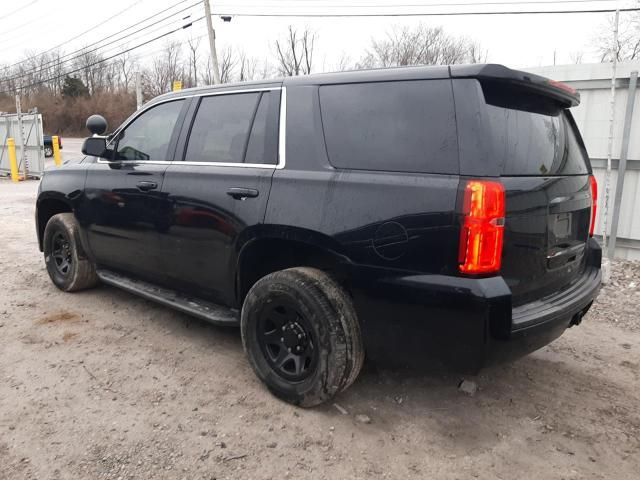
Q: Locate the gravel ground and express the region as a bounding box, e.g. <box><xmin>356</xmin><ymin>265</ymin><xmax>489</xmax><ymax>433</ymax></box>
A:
<box><xmin>591</xmin><ymin>259</ymin><xmax>640</xmax><ymax>333</ymax></box>
<box><xmin>1</xmin><ymin>178</ymin><xmax>639</xmax><ymax>480</ymax></box>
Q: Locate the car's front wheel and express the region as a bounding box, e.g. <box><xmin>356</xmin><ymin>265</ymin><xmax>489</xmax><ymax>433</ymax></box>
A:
<box><xmin>43</xmin><ymin>213</ymin><xmax>99</xmax><ymax>292</ymax></box>
<box><xmin>241</xmin><ymin>267</ymin><xmax>364</xmax><ymax>407</ymax></box>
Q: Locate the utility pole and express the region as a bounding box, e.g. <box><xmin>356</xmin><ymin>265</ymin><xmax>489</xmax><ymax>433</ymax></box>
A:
<box><xmin>15</xmin><ymin>94</ymin><xmax>27</xmax><ymax>179</ymax></box>
<box><xmin>204</xmin><ymin>0</ymin><xmax>221</xmax><ymax>84</ymax></box>
<box><xmin>601</xmin><ymin>8</ymin><xmax>620</xmax><ymax>282</ymax></box>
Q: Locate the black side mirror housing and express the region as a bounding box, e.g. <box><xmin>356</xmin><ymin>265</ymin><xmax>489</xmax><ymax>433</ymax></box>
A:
<box><xmin>86</xmin><ymin>114</ymin><xmax>108</xmax><ymax>135</ymax></box>
<box><xmin>82</xmin><ymin>136</ymin><xmax>109</xmax><ymax>158</ymax></box>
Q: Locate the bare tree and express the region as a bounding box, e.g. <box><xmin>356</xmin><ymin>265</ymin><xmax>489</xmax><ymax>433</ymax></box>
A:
<box><xmin>569</xmin><ymin>51</ymin><xmax>584</xmax><ymax>64</ymax></box>
<box><xmin>201</xmin><ymin>57</ymin><xmax>216</xmax><ymax>86</ymax></box>
<box><xmin>114</xmin><ymin>51</ymin><xmax>136</xmax><ymax>92</ymax></box>
<box><xmin>467</xmin><ymin>42</ymin><xmax>489</xmax><ymax>64</ymax></box>
<box><xmin>333</xmin><ymin>52</ymin><xmax>353</xmax><ymax>72</ymax></box>
<box><xmin>258</xmin><ymin>58</ymin><xmax>274</xmax><ymax>80</ymax></box>
<box><xmin>143</xmin><ymin>41</ymin><xmax>183</xmax><ymax>97</ymax></box>
<box><xmin>75</xmin><ymin>48</ymin><xmax>109</xmax><ymax>94</ymax></box>
<box><xmin>594</xmin><ymin>10</ymin><xmax>640</xmax><ymax>62</ymax></box>
<box><xmin>186</xmin><ymin>37</ymin><xmax>201</xmax><ymax>88</ymax></box>
<box><xmin>274</xmin><ymin>26</ymin><xmax>316</xmax><ymax>76</ymax></box>
<box><xmin>219</xmin><ymin>46</ymin><xmax>237</xmax><ymax>83</ymax></box>
<box><xmin>238</xmin><ymin>50</ymin><xmax>259</xmax><ymax>81</ymax></box>
<box><xmin>358</xmin><ymin>23</ymin><xmax>483</xmax><ymax>69</ymax></box>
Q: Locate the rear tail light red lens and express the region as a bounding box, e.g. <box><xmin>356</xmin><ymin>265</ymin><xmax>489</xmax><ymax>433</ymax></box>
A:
<box><xmin>458</xmin><ymin>180</ymin><xmax>505</xmax><ymax>275</ymax></box>
<box><xmin>589</xmin><ymin>175</ymin><xmax>597</xmax><ymax>237</ymax></box>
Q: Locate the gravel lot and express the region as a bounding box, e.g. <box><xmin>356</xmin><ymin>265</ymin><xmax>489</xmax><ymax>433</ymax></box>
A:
<box><xmin>1</xmin><ymin>154</ymin><xmax>639</xmax><ymax>479</ymax></box>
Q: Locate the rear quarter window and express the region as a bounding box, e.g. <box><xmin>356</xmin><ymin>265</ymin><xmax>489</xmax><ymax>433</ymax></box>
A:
<box><xmin>481</xmin><ymin>81</ymin><xmax>590</xmax><ymax>176</ymax></box>
<box><xmin>319</xmin><ymin>80</ymin><xmax>459</xmax><ymax>174</ymax></box>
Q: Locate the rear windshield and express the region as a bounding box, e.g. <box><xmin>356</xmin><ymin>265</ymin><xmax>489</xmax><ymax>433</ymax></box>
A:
<box><xmin>319</xmin><ymin>80</ymin><xmax>459</xmax><ymax>174</ymax></box>
<box><xmin>483</xmin><ymin>90</ymin><xmax>590</xmax><ymax>176</ymax></box>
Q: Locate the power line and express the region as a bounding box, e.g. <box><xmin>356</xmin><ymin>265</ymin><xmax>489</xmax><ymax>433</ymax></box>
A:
<box><xmin>272</xmin><ymin>0</ymin><xmax>620</xmax><ymax>2</ymax></box>
<box><xmin>213</xmin><ymin>6</ymin><xmax>640</xmax><ymax>16</ymax></box>
<box><xmin>214</xmin><ymin>0</ymin><xmax>626</xmax><ymax>7</ymax></box>
<box><xmin>0</xmin><ymin>13</ymin><xmax>50</xmax><ymax>41</ymax></box>
<box><xmin>1</xmin><ymin>1</ymin><xmax>202</xmax><ymax>85</ymax></box>
<box><xmin>0</xmin><ymin>17</ymin><xmax>204</xmax><ymax>95</ymax></box>
<box><xmin>0</xmin><ymin>0</ymin><xmax>147</xmax><ymax>66</ymax></box>
<box><xmin>0</xmin><ymin>0</ymin><xmax>39</xmax><ymax>22</ymax></box>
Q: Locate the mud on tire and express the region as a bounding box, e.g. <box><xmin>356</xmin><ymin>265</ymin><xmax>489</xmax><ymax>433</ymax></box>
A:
<box><xmin>43</xmin><ymin>213</ymin><xmax>99</xmax><ymax>292</ymax></box>
<box><xmin>241</xmin><ymin>267</ymin><xmax>365</xmax><ymax>407</ymax></box>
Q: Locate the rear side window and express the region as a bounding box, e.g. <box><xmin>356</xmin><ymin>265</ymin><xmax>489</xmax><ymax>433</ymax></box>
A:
<box><xmin>319</xmin><ymin>80</ymin><xmax>458</xmax><ymax>174</ymax></box>
<box><xmin>482</xmin><ymin>83</ymin><xmax>589</xmax><ymax>176</ymax></box>
<box><xmin>185</xmin><ymin>92</ymin><xmax>259</xmax><ymax>163</ymax></box>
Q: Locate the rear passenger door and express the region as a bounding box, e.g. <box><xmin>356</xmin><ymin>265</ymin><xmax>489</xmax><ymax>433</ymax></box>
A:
<box><xmin>160</xmin><ymin>87</ymin><xmax>282</xmax><ymax>306</ymax></box>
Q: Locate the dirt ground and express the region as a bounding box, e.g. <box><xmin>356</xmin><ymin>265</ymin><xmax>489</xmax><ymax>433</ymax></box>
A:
<box><xmin>1</xmin><ymin>175</ymin><xmax>639</xmax><ymax>480</ymax></box>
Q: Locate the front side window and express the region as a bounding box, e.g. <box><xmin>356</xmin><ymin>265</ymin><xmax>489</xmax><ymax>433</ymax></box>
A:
<box><xmin>115</xmin><ymin>100</ymin><xmax>184</xmax><ymax>161</ymax></box>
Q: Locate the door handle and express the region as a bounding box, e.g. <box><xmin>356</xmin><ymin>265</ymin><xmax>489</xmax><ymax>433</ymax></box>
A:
<box><xmin>136</xmin><ymin>181</ymin><xmax>158</xmax><ymax>191</ymax></box>
<box><xmin>227</xmin><ymin>187</ymin><xmax>259</xmax><ymax>200</ymax></box>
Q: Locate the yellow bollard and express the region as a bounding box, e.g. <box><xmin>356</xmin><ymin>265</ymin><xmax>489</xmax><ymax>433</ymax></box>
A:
<box><xmin>7</xmin><ymin>138</ymin><xmax>21</xmax><ymax>182</ymax></box>
<box><xmin>52</xmin><ymin>135</ymin><xmax>62</xmax><ymax>167</ymax></box>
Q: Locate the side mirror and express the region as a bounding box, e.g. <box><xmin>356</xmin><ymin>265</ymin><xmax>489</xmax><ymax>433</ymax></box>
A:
<box><xmin>82</xmin><ymin>136</ymin><xmax>108</xmax><ymax>158</ymax></box>
<box><xmin>86</xmin><ymin>114</ymin><xmax>108</xmax><ymax>135</ymax></box>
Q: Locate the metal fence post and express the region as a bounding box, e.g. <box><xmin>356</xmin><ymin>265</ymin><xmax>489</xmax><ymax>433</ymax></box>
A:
<box><xmin>608</xmin><ymin>71</ymin><xmax>638</xmax><ymax>259</ymax></box>
<box><xmin>15</xmin><ymin>95</ymin><xmax>27</xmax><ymax>178</ymax></box>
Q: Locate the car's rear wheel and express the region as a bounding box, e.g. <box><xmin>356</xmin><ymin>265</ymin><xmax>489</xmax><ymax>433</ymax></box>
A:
<box><xmin>43</xmin><ymin>213</ymin><xmax>99</xmax><ymax>292</ymax></box>
<box><xmin>241</xmin><ymin>267</ymin><xmax>364</xmax><ymax>407</ymax></box>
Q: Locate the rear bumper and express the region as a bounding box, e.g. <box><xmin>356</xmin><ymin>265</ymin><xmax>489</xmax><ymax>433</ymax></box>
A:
<box><xmin>352</xmin><ymin>238</ymin><xmax>602</xmax><ymax>371</ymax></box>
<box><xmin>487</xmin><ymin>262</ymin><xmax>600</xmax><ymax>365</ymax></box>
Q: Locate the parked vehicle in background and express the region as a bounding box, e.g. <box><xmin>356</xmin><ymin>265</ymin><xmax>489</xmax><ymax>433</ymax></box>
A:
<box><xmin>35</xmin><ymin>64</ymin><xmax>601</xmax><ymax>406</ymax></box>
<box><xmin>43</xmin><ymin>135</ymin><xmax>62</xmax><ymax>157</ymax></box>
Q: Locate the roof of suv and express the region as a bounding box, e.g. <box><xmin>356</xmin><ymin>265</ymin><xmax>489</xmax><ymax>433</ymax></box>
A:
<box><xmin>151</xmin><ymin>63</ymin><xmax>577</xmax><ymax>107</ymax></box>
<box><xmin>153</xmin><ymin>63</ymin><xmax>526</xmax><ymax>98</ymax></box>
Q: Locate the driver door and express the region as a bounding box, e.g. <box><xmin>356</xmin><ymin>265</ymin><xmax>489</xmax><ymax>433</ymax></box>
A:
<box><xmin>81</xmin><ymin>99</ymin><xmax>189</xmax><ymax>283</ymax></box>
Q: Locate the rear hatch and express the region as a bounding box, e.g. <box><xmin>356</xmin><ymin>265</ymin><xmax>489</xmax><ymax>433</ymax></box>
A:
<box><xmin>459</xmin><ymin>73</ymin><xmax>594</xmax><ymax>307</ymax></box>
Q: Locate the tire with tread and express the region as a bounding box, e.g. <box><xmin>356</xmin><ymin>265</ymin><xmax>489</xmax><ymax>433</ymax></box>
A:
<box><xmin>43</xmin><ymin>212</ymin><xmax>99</xmax><ymax>292</ymax></box>
<box><xmin>241</xmin><ymin>267</ymin><xmax>364</xmax><ymax>407</ymax></box>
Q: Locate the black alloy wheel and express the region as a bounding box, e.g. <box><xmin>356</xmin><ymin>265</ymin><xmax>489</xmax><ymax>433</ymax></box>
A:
<box><xmin>51</xmin><ymin>230</ymin><xmax>73</xmax><ymax>276</ymax></box>
<box><xmin>257</xmin><ymin>299</ymin><xmax>318</xmax><ymax>382</ymax></box>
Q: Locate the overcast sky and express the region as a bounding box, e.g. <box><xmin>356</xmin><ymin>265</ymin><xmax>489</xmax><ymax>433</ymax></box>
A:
<box><xmin>0</xmin><ymin>0</ymin><xmax>636</xmax><ymax>72</ymax></box>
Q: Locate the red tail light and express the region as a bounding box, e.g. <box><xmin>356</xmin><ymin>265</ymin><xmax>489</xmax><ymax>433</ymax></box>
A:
<box><xmin>589</xmin><ymin>175</ymin><xmax>597</xmax><ymax>237</ymax></box>
<box><xmin>459</xmin><ymin>180</ymin><xmax>505</xmax><ymax>275</ymax></box>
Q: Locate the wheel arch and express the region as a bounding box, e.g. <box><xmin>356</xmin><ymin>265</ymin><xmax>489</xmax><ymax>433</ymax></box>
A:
<box><xmin>235</xmin><ymin>227</ymin><xmax>352</xmax><ymax>307</ymax></box>
<box><xmin>36</xmin><ymin>194</ymin><xmax>73</xmax><ymax>251</ymax></box>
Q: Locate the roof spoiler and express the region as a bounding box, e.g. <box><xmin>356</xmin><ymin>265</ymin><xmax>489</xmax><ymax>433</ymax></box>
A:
<box><xmin>449</xmin><ymin>64</ymin><xmax>580</xmax><ymax>108</ymax></box>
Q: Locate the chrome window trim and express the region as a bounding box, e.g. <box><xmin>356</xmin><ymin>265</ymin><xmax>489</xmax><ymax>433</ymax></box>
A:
<box><xmin>276</xmin><ymin>86</ymin><xmax>286</xmax><ymax>170</ymax></box>
<box><xmin>98</xmin><ymin>86</ymin><xmax>286</xmax><ymax>170</ymax></box>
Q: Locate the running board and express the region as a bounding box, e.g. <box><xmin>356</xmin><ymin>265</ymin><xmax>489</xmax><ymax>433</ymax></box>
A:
<box><xmin>96</xmin><ymin>269</ymin><xmax>239</xmax><ymax>326</ymax></box>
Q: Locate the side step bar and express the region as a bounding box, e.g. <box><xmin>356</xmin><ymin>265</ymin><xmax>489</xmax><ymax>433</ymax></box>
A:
<box><xmin>96</xmin><ymin>269</ymin><xmax>239</xmax><ymax>326</ymax></box>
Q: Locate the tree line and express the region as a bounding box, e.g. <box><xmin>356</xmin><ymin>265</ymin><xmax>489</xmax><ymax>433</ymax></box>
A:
<box><xmin>0</xmin><ymin>14</ymin><xmax>637</xmax><ymax>136</ymax></box>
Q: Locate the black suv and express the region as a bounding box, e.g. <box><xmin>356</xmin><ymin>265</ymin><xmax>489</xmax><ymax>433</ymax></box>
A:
<box><xmin>36</xmin><ymin>64</ymin><xmax>601</xmax><ymax>406</ymax></box>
